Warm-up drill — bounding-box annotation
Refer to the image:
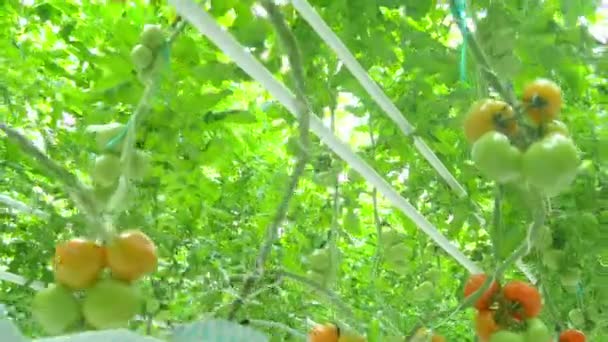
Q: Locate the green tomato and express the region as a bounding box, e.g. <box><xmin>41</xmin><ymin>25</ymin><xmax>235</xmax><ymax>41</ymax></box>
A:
<box><xmin>85</xmin><ymin>122</ymin><xmax>125</xmax><ymax>152</ymax></box>
<box><xmin>82</xmin><ymin>279</ymin><xmax>141</xmax><ymax>329</ymax></box>
<box><xmin>471</xmin><ymin>131</ymin><xmax>523</xmax><ymax>183</ymax></box>
<box><xmin>380</xmin><ymin>230</ymin><xmax>405</xmax><ymax>249</ymax></box>
<box><xmin>130</xmin><ymin>44</ymin><xmax>154</xmax><ymax>71</ymax></box>
<box><xmin>543</xmin><ymin>120</ymin><xmax>569</xmax><ymax>137</ymax></box>
<box><xmin>559</xmin><ymin>268</ymin><xmax>581</xmax><ymax>287</ymax></box>
<box><xmin>522</xmin><ymin>134</ymin><xmax>580</xmax><ymax>196</ymax></box>
<box><xmin>141</xmin><ymin>24</ymin><xmax>165</xmax><ymax>50</ymax></box>
<box><xmin>568</xmin><ymin>308</ymin><xmax>585</xmax><ymax>327</ymax></box>
<box><xmin>489</xmin><ymin>330</ymin><xmax>526</xmax><ymax>342</ymax></box>
<box><xmin>308</xmin><ymin>248</ymin><xmax>331</xmax><ymax>273</ymax></box>
<box><xmin>525</xmin><ymin>318</ymin><xmax>552</xmax><ymax>342</ymax></box>
<box><xmin>384</xmin><ymin>242</ymin><xmax>412</xmax><ymax>264</ymax></box>
<box><xmin>412</xmin><ymin>281</ymin><xmax>434</xmax><ymax>301</ymax></box>
<box><xmin>92</xmin><ymin>154</ymin><xmax>122</xmax><ymax>187</ymax></box>
<box><xmin>541</xmin><ymin>249</ymin><xmax>565</xmax><ymax>271</ymax></box>
<box><xmin>31</xmin><ymin>284</ymin><xmax>82</xmax><ymax>335</ymax></box>
<box><xmin>427</xmin><ymin>269</ymin><xmax>441</xmax><ymax>282</ymax></box>
<box><xmin>306</xmin><ymin>269</ymin><xmax>327</xmax><ymax>286</ymax></box>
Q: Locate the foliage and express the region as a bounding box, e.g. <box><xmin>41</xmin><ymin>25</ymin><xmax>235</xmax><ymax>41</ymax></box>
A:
<box><xmin>0</xmin><ymin>0</ymin><xmax>606</xmax><ymax>341</ymax></box>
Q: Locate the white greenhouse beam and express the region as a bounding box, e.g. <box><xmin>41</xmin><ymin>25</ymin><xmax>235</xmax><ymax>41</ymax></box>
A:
<box><xmin>290</xmin><ymin>0</ymin><xmax>467</xmax><ymax>198</ymax></box>
<box><xmin>168</xmin><ymin>0</ymin><xmax>482</xmax><ymax>274</ymax></box>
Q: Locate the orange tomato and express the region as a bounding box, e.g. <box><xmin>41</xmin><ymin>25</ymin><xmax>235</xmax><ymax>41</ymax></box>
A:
<box><xmin>522</xmin><ymin>78</ymin><xmax>562</xmax><ymax>124</ymax></box>
<box><xmin>53</xmin><ymin>238</ymin><xmax>105</xmax><ymax>289</ymax></box>
<box><xmin>106</xmin><ymin>230</ymin><xmax>157</xmax><ymax>282</ymax></box>
<box><xmin>475</xmin><ymin>310</ymin><xmax>499</xmax><ymax>342</ymax></box>
<box><xmin>559</xmin><ymin>329</ymin><xmax>586</xmax><ymax>342</ymax></box>
<box><xmin>502</xmin><ymin>281</ymin><xmax>543</xmax><ymax>319</ymax></box>
<box><xmin>309</xmin><ymin>323</ymin><xmax>339</xmax><ymax>342</ymax></box>
<box><xmin>463</xmin><ymin>99</ymin><xmax>517</xmax><ymax>144</ymax></box>
<box><xmin>463</xmin><ymin>274</ymin><xmax>500</xmax><ymax>310</ymax></box>
<box><xmin>431</xmin><ymin>334</ymin><xmax>447</xmax><ymax>342</ymax></box>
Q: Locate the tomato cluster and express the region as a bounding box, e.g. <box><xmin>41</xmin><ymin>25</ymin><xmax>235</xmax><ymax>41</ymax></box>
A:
<box><xmin>30</xmin><ymin>230</ymin><xmax>157</xmax><ymax>335</ymax></box>
<box><xmin>305</xmin><ymin>248</ymin><xmax>337</xmax><ymax>288</ymax></box>
<box><xmin>464</xmin><ymin>274</ymin><xmax>553</xmax><ymax>341</ymax></box>
<box><xmin>131</xmin><ymin>24</ymin><xmax>167</xmax><ymax>85</ymax></box>
<box><xmin>463</xmin><ymin>79</ymin><xmax>581</xmax><ymax>197</ymax></box>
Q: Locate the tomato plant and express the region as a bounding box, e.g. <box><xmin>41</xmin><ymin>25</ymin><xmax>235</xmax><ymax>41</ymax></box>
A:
<box><xmin>502</xmin><ymin>281</ymin><xmax>542</xmax><ymax>319</ymax></box>
<box><xmin>471</xmin><ymin>131</ymin><xmax>523</xmax><ymax>183</ymax></box>
<box><xmin>464</xmin><ymin>99</ymin><xmax>517</xmax><ymax>143</ymax></box>
<box><xmin>53</xmin><ymin>238</ymin><xmax>106</xmax><ymax>290</ymax></box>
<box><xmin>464</xmin><ymin>274</ymin><xmax>500</xmax><ymax>310</ymax></box>
<box><xmin>521</xmin><ymin>134</ymin><xmax>580</xmax><ymax>196</ymax></box>
<box><xmin>30</xmin><ymin>284</ymin><xmax>82</xmax><ymax>335</ymax></box>
<box><xmin>309</xmin><ymin>323</ymin><xmax>339</xmax><ymax>342</ymax></box>
<box><xmin>559</xmin><ymin>329</ymin><xmax>586</xmax><ymax>342</ymax></box>
<box><xmin>475</xmin><ymin>310</ymin><xmax>499</xmax><ymax>342</ymax></box>
<box><xmin>106</xmin><ymin>230</ymin><xmax>158</xmax><ymax>282</ymax></box>
<box><xmin>82</xmin><ymin>279</ymin><xmax>141</xmax><ymax>329</ymax></box>
<box><xmin>522</xmin><ymin>78</ymin><xmax>562</xmax><ymax>124</ymax></box>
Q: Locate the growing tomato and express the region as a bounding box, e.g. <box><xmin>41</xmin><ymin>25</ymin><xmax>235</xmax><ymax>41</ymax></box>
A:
<box><xmin>543</xmin><ymin>120</ymin><xmax>569</xmax><ymax>137</ymax></box>
<box><xmin>489</xmin><ymin>330</ymin><xmax>526</xmax><ymax>342</ymax></box>
<box><xmin>140</xmin><ymin>24</ymin><xmax>165</xmax><ymax>50</ymax></box>
<box><xmin>472</xmin><ymin>131</ymin><xmax>523</xmax><ymax>183</ymax></box>
<box><xmin>309</xmin><ymin>323</ymin><xmax>339</xmax><ymax>342</ymax></box>
<box><xmin>308</xmin><ymin>248</ymin><xmax>331</xmax><ymax>273</ymax></box>
<box><xmin>559</xmin><ymin>329</ymin><xmax>586</xmax><ymax>342</ymax></box>
<box><xmin>464</xmin><ymin>274</ymin><xmax>500</xmax><ymax>310</ymax></box>
<box><xmin>568</xmin><ymin>309</ymin><xmax>585</xmax><ymax>327</ymax></box>
<box><xmin>130</xmin><ymin>44</ymin><xmax>154</xmax><ymax>71</ymax></box>
<box><xmin>502</xmin><ymin>281</ymin><xmax>542</xmax><ymax>319</ymax></box>
<box><xmin>525</xmin><ymin>318</ymin><xmax>552</xmax><ymax>342</ymax></box>
<box><xmin>522</xmin><ymin>78</ymin><xmax>562</xmax><ymax>124</ymax></box>
<box><xmin>464</xmin><ymin>99</ymin><xmax>517</xmax><ymax>143</ymax></box>
<box><xmin>82</xmin><ymin>279</ymin><xmax>141</xmax><ymax>329</ymax></box>
<box><xmin>521</xmin><ymin>134</ymin><xmax>580</xmax><ymax>196</ymax></box>
<box><xmin>106</xmin><ymin>230</ymin><xmax>157</xmax><ymax>282</ymax></box>
<box><xmin>92</xmin><ymin>154</ymin><xmax>122</xmax><ymax>187</ymax></box>
<box><xmin>475</xmin><ymin>310</ymin><xmax>499</xmax><ymax>342</ymax></box>
<box><xmin>431</xmin><ymin>334</ymin><xmax>446</xmax><ymax>342</ymax></box>
<box><xmin>54</xmin><ymin>238</ymin><xmax>106</xmax><ymax>290</ymax></box>
<box><xmin>31</xmin><ymin>284</ymin><xmax>82</xmax><ymax>335</ymax></box>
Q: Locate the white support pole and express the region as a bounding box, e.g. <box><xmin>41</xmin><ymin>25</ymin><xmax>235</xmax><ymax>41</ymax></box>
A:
<box><xmin>0</xmin><ymin>270</ymin><xmax>45</xmax><ymax>291</ymax></box>
<box><xmin>168</xmin><ymin>0</ymin><xmax>482</xmax><ymax>274</ymax></box>
<box><xmin>290</xmin><ymin>0</ymin><xmax>467</xmax><ymax>198</ymax></box>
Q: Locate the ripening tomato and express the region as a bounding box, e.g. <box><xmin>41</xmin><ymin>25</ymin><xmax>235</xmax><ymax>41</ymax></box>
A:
<box><xmin>559</xmin><ymin>329</ymin><xmax>586</xmax><ymax>342</ymax></box>
<box><xmin>522</xmin><ymin>78</ymin><xmax>562</xmax><ymax>124</ymax></box>
<box><xmin>464</xmin><ymin>99</ymin><xmax>517</xmax><ymax>143</ymax></box>
<box><xmin>471</xmin><ymin>131</ymin><xmax>523</xmax><ymax>183</ymax></box>
<box><xmin>521</xmin><ymin>134</ymin><xmax>580</xmax><ymax>196</ymax></box>
<box><xmin>431</xmin><ymin>334</ymin><xmax>446</xmax><ymax>342</ymax></box>
<box><xmin>309</xmin><ymin>323</ymin><xmax>339</xmax><ymax>342</ymax></box>
<box><xmin>54</xmin><ymin>238</ymin><xmax>106</xmax><ymax>290</ymax></box>
<box><xmin>475</xmin><ymin>310</ymin><xmax>499</xmax><ymax>342</ymax></box>
<box><xmin>464</xmin><ymin>274</ymin><xmax>500</xmax><ymax>310</ymax></box>
<box><xmin>502</xmin><ymin>281</ymin><xmax>543</xmax><ymax>319</ymax></box>
<box><xmin>106</xmin><ymin>230</ymin><xmax>157</xmax><ymax>282</ymax></box>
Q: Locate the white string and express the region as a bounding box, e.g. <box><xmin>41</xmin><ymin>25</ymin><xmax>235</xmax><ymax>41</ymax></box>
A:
<box><xmin>0</xmin><ymin>270</ymin><xmax>45</xmax><ymax>291</ymax></box>
<box><xmin>168</xmin><ymin>0</ymin><xmax>481</xmax><ymax>274</ymax></box>
<box><xmin>289</xmin><ymin>0</ymin><xmax>467</xmax><ymax>198</ymax></box>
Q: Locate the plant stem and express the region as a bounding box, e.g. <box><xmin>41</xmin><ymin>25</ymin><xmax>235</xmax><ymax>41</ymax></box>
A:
<box><xmin>227</xmin><ymin>0</ymin><xmax>311</xmax><ymax>320</ymax></box>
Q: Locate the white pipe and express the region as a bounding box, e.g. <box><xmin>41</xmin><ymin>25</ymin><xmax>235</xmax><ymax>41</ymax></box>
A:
<box><xmin>0</xmin><ymin>270</ymin><xmax>45</xmax><ymax>291</ymax></box>
<box><xmin>290</xmin><ymin>0</ymin><xmax>467</xmax><ymax>198</ymax></box>
<box><xmin>168</xmin><ymin>0</ymin><xmax>481</xmax><ymax>274</ymax></box>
